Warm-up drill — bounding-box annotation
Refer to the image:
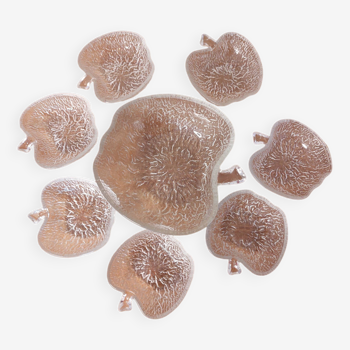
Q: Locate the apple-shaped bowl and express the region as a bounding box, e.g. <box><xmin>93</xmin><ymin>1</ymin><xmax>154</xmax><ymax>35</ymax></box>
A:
<box><xmin>93</xmin><ymin>94</ymin><xmax>245</xmax><ymax>235</ymax></box>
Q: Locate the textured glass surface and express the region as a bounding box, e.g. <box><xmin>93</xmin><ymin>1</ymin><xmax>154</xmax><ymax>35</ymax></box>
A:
<box><xmin>250</xmin><ymin>119</ymin><xmax>332</xmax><ymax>199</ymax></box>
<box><xmin>78</xmin><ymin>31</ymin><xmax>154</xmax><ymax>102</ymax></box>
<box><xmin>206</xmin><ymin>190</ymin><xmax>287</xmax><ymax>275</ymax></box>
<box><xmin>186</xmin><ymin>33</ymin><xmax>263</xmax><ymax>106</ymax></box>
<box><xmin>18</xmin><ymin>94</ymin><xmax>97</xmax><ymax>168</ymax></box>
<box><xmin>108</xmin><ymin>230</ymin><xmax>194</xmax><ymax>319</ymax></box>
<box><xmin>94</xmin><ymin>94</ymin><xmax>244</xmax><ymax>235</ymax></box>
<box><xmin>29</xmin><ymin>178</ymin><xmax>114</xmax><ymax>257</ymax></box>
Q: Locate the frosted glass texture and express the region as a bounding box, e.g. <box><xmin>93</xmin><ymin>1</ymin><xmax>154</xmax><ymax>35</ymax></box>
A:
<box><xmin>250</xmin><ymin>119</ymin><xmax>332</xmax><ymax>199</ymax></box>
<box><xmin>78</xmin><ymin>31</ymin><xmax>154</xmax><ymax>102</ymax></box>
<box><xmin>94</xmin><ymin>94</ymin><xmax>245</xmax><ymax>235</ymax></box>
<box><xmin>108</xmin><ymin>230</ymin><xmax>194</xmax><ymax>319</ymax></box>
<box><xmin>19</xmin><ymin>94</ymin><xmax>97</xmax><ymax>168</ymax></box>
<box><xmin>207</xmin><ymin>190</ymin><xmax>288</xmax><ymax>275</ymax></box>
<box><xmin>29</xmin><ymin>178</ymin><xmax>114</xmax><ymax>257</ymax></box>
<box><xmin>186</xmin><ymin>33</ymin><xmax>263</xmax><ymax>106</ymax></box>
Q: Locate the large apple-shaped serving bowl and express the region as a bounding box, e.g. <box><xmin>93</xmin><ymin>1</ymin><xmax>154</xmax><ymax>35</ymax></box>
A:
<box><xmin>94</xmin><ymin>94</ymin><xmax>245</xmax><ymax>235</ymax></box>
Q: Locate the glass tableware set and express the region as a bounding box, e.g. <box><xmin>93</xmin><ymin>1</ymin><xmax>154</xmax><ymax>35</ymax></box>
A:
<box><xmin>19</xmin><ymin>31</ymin><xmax>332</xmax><ymax>319</ymax></box>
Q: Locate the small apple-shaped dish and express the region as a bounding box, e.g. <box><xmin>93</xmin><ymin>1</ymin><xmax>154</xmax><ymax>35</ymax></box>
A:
<box><xmin>29</xmin><ymin>178</ymin><xmax>114</xmax><ymax>257</ymax></box>
<box><xmin>250</xmin><ymin>119</ymin><xmax>332</xmax><ymax>199</ymax></box>
<box><xmin>108</xmin><ymin>230</ymin><xmax>194</xmax><ymax>319</ymax></box>
<box><xmin>207</xmin><ymin>190</ymin><xmax>288</xmax><ymax>276</ymax></box>
<box><xmin>78</xmin><ymin>31</ymin><xmax>154</xmax><ymax>103</ymax></box>
<box><xmin>18</xmin><ymin>94</ymin><xmax>97</xmax><ymax>168</ymax></box>
<box><xmin>94</xmin><ymin>94</ymin><xmax>245</xmax><ymax>235</ymax></box>
<box><xmin>186</xmin><ymin>32</ymin><xmax>263</xmax><ymax>106</ymax></box>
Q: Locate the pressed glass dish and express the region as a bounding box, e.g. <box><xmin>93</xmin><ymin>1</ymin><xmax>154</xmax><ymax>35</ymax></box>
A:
<box><xmin>108</xmin><ymin>230</ymin><xmax>194</xmax><ymax>319</ymax></box>
<box><xmin>18</xmin><ymin>94</ymin><xmax>97</xmax><ymax>168</ymax></box>
<box><xmin>186</xmin><ymin>32</ymin><xmax>263</xmax><ymax>106</ymax></box>
<box><xmin>94</xmin><ymin>94</ymin><xmax>245</xmax><ymax>235</ymax></box>
<box><xmin>207</xmin><ymin>190</ymin><xmax>288</xmax><ymax>275</ymax></box>
<box><xmin>29</xmin><ymin>178</ymin><xmax>114</xmax><ymax>257</ymax></box>
<box><xmin>78</xmin><ymin>31</ymin><xmax>154</xmax><ymax>103</ymax></box>
<box><xmin>250</xmin><ymin>119</ymin><xmax>332</xmax><ymax>199</ymax></box>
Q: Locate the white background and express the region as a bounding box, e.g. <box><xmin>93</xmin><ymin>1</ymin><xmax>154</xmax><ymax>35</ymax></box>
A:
<box><xmin>1</xmin><ymin>1</ymin><xmax>349</xmax><ymax>349</ymax></box>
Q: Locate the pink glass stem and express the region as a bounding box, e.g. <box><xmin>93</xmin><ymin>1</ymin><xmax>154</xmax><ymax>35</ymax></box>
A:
<box><xmin>228</xmin><ymin>258</ymin><xmax>242</xmax><ymax>275</ymax></box>
<box><xmin>119</xmin><ymin>292</ymin><xmax>134</xmax><ymax>312</ymax></box>
<box><xmin>78</xmin><ymin>74</ymin><xmax>93</xmax><ymax>90</ymax></box>
<box><xmin>28</xmin><ymin>208</ymin><xmax>49</xmax><ymax>223</ymax></box>
<box><xmin>200</xmin><ymin>34</ymin><xmax>217</xmax><ymax>49</ymax></box>
<box><xmin>253</xmin><ymin>132</ymin><xmax>270</xmax><ymax>145</ymax></box>
<box><xmin>18</xmin><ymin>136</ymin><xmax>35</xmax><ymax>152</ymax></box>
<box><xmin>218</xmin><ymin>165</ymin><xmax>246</xmax><ymax>185</ymax></box>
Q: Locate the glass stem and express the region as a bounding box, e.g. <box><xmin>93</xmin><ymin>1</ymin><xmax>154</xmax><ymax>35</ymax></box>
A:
<box><xmin>218</xmin><ymin>165</ymin><xmax>246</xmax><ymax>185</ymax></box>
<box><xmin>253</xmin><ymin>132</ymin><xmax>270</xmax><ymax>145</ymax></box>
<box><xmin>228</xmin><ymin>258</ymin><xmax>242</xmax><ymax>275</ymax></box>
<box><xmin>18</xmin><ymin>136</ymin><xmax>35</xmax><ymax>153</ymax></box>
<box><xmin>28</xmin><ymin>208</ymin><xmax>49</xmax><ymax>223</ymax></box>
<box><xmin>200</xmin><ymin>34</ymin><xmax>217</xmax><ymax>49</ymax></box>
<box><xmin>78</xmin><ymin>74</ymin><xmax>92</xmax><ymax>90</ymax></box>
<box><xmin>119</xmin><ymin>292</ymin><xmax>134</xmax><ymax>312</ymax></box>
